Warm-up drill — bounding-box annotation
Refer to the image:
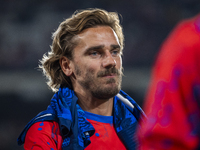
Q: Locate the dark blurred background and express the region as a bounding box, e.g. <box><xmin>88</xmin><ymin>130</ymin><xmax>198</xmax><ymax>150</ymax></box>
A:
<box><xmin>1</xmin><ymin>0</ymin><xmax>200</xmax><ymax>149</ymax></box>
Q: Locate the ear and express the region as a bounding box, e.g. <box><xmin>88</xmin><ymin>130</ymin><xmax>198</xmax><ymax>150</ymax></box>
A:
<box><xmin>60</xmin><ymin>56</ymin><xmax>73</xmax><ymax>76</ymax></box>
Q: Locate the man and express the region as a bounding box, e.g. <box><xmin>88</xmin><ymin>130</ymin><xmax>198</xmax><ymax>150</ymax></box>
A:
<box><xmin>18</xmin><ymin>8</ymin><xmax>145</xmax><ymax>150</ymax></box>
<box><xmin>137</xmin><ymin>14</ymin><xmax>200</xmax><ymax>149</ymax></box>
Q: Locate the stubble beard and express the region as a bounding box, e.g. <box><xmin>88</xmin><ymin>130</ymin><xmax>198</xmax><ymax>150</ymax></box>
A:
<box><xmin>75</xmin><ymin>66</ymin><xmax>122</xmax><ymax>99</ymax></box>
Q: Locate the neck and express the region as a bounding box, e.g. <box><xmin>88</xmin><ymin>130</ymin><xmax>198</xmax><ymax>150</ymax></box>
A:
<box><xmin>75</xmin><ymin>90</ymin><xmax>114</xmax><ymax>116</ymax></box>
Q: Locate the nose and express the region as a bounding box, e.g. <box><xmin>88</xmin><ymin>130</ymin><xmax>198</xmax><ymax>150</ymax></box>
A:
<box><xmin>102</xmin><ymin>52</ymin><xmax>116</xmax><ymax>68</ymax></box>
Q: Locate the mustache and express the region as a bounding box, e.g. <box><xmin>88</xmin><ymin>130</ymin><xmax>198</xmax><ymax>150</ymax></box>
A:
<box><xmin>97</xmin><ymin>68</ymin><xmax>121</xmax><ymax>77</ymax></box>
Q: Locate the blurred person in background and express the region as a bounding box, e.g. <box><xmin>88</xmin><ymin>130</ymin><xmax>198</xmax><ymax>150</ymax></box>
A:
<box><xmin>137</xmin><ymin>13</ymin><xmax>200</xmax><ymax>149</ymax></box>
<box><xmin>17</xmin><ymin>8</ymin><xmax>145</xmax><ymax>150</ymax></box>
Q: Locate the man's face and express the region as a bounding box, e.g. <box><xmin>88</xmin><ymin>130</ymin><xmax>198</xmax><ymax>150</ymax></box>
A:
<box><xmin>70</xmin><ymin>26</ymin><xmax>122</xmax><ymax>99</ymax></box>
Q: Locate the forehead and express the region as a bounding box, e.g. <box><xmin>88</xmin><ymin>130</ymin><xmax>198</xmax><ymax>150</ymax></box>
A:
<box><xmin>75</xmin><ymin>26</ymin><xmax>120</xmax><ymax>46</ymax></box>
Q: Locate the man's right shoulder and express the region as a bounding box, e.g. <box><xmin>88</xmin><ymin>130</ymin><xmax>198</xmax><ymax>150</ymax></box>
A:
<box><xmin>24</xmin><ymin>121</ymin><xmax>63</xmax><ymax>150</ymax></box>
<box><xmin>27</xmin><ymin>121</ymin><xmax>60</xmax><ymax>134</ymax></box>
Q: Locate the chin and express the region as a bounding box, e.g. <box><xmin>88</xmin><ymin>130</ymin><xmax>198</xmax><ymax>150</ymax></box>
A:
<box><xmin>92</xmin><ymin>85</ymin><xmax>121</xmax><ymax>99</ymax></box>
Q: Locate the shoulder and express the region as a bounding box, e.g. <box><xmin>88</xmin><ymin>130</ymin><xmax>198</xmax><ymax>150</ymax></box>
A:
<box><xmin>27</xmin><ymin>121</ymin><xmax>59</xmax><ymax>134</ymax></box>
<box><xmin>24</xmin><ymin>121</ymin><xmax>63</xmax><ymax>150</ymax></box>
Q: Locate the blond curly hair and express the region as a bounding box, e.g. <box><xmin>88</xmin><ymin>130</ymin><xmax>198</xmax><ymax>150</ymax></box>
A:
<box><xmin>39</xmin><ymin>8</ymin><xmax>124</xmax><ymax>92</ymax></box>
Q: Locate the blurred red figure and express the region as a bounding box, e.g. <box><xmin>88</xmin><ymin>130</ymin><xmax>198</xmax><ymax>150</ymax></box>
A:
<box><xmin>137</xmin><ymin>14</ymin><xmax>200</xmax><ymax>150</ymax></box>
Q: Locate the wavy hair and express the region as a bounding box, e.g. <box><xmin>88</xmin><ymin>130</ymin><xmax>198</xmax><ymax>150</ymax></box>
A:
<box><xmin>39</xmin><ymin>8</ymin><xmax>124</xmax><ymax>92</ymax></box>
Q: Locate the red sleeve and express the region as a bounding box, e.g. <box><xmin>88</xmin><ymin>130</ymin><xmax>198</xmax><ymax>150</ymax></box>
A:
<box><xmin>24</xmin><ymin>121</ymin><xmax>63</xmax><ymax>150</ymax></box>
<box><xmin>137</xmin><ymin>15</ymin><xmax>200</xmax><ymax>150</ymax></box>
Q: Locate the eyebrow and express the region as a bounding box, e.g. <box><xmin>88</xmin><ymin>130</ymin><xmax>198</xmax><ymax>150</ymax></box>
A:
<box><xmin>85</xmin><ymin>44</ymin><xmax>121</xmax><ymax>53</ymax></box>
<box><xmin>111</xmin><ymin>44</ymin><xmax>121</xmax><ymax>50</ymax></box>
<box><xmin>85</xmin><ymin>45</ymin><xmax>104</xmax><ymax>53</ymax></box>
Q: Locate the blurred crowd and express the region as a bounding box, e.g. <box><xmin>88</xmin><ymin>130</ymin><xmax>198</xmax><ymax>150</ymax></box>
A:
<box><xmin>1</xmin><ymin>0</ymin><xmax>200</xmax><ymax>70</ymax></box>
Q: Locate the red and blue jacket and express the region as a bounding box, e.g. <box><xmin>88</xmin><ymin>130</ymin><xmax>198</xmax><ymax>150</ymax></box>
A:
<box><xmin>18</xmin><ymin>87</ymin><xmax>145</xmax><ymax>150</ymax></box>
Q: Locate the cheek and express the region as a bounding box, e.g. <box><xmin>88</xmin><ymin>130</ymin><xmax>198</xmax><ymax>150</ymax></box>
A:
<box><xmin>86</xmin><ymin>61</ymin><xmax>99</xmax><ymax>72</ymax></box>
<box><xmin>78</xmin><ymin>62</ymin><xmax>97</xmax><ymax>77</ymax></box>
<box><xmin>86</xmin><ymin>66</ymin><xmax>96</xmax><ymax>75</ymax></box>
<box><xmin>116</xmin><ymin>57</ymin><xmax>122</xmax><ymax>69</ymax></box>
